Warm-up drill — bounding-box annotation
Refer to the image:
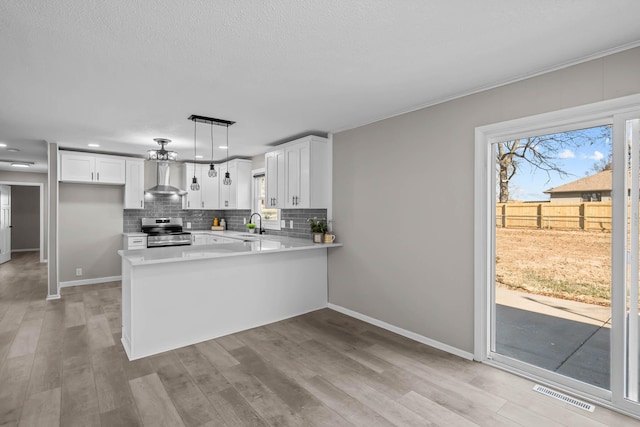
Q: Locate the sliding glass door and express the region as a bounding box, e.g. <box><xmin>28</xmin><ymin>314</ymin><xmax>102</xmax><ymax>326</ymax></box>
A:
<box><xmin>475</xmin><ymin>96</ymin><xmax>640</xmax><ymax>417</ymax></box>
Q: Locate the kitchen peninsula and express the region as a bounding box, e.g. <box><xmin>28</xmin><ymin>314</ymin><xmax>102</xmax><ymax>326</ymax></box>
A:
<box><xmin>118</xmin><ymin>232</ymin><xmax>341</xmax><ymax>360</ymax></box>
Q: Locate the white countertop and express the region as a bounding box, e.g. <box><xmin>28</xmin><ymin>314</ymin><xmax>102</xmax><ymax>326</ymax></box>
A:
<box><xmin>118</xmin><ymin>232</ymin><xmax>342</xmax><ymax>265</ymax></box>
<box><xmin>122</xmin><ymin>232</ymin><xmax>147</xmax><ymax>237</ymax></box>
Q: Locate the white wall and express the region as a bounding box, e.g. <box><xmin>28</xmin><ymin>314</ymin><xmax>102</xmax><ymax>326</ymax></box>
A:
<box><xmin>329</xmin><ymin>47</ymin><xmax>640</xmax><ymax>354</ymax></box>
<box><xmin>58</xmin><ymin>183</ymin><xmax>124</xmax><ymax>283</ymax></box>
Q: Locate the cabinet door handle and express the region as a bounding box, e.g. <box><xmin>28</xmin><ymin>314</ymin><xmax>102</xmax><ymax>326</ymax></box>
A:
<box><xmin>140</xmin><ymin>200</ymin><xmax>143</xmax><ymax>208</ymax></box>
<box><xmin>97</xmin><ymin>172</ymin><xmax>100</xmax><ymax>181</ymax></box>
<box><xmin>188</xmin><ymin>201</ymin><xmax>190</xmax><ymax>208</ymax></box>
<box><xmin>202</xmin><ymin>201</ymin><xmax>204</xmax><ymax>208</ymax></box>
<box><xmin>91</xmin><ymin>172</ymin><xmax>94</xmax><ymax>181</ymax></box>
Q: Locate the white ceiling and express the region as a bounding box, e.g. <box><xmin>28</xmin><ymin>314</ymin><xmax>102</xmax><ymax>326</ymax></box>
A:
<box><xmin>2</xmin><ymin>1</ymin><xmax>640</xmax><ymax>174</ymax></box>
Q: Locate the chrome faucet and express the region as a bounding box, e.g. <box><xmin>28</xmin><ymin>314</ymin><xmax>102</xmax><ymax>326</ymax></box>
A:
<box><xmin>249</xmin><ymin>213</ymin><xmax>265</xmax><ymax>234</ymax></box>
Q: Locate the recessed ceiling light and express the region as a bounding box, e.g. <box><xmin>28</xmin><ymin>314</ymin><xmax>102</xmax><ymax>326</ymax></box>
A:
<box><xmin>195</xmin><ymin>155</ymin><xmax>203</xmax><ymax>159</ymax></box>
<box><xmin>7</xmin><ymin>148</ymin><xmax>19</xmax><ymax>152</ymax></box>
<box><xmin>11</xmin><ymin>162</ymin><xmax>30</xmax><ymax>168</ymax></box>
<box><xmin>0</xmin><ymin>143</ymin><xmax>6</xmax><ymax>147</ymax></box>
<box><xmin>88</xmin><ymin>143</ymin><xmax>100</xmax><ymax>148</ymax></box>
<box><xmin>218</xmin><ymin>145</ymin><xmax>228</xmax><ymax>149</ymax></box>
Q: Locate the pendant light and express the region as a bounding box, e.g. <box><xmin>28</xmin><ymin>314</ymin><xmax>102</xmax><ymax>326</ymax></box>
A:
<box><xmin>223</xmin><ymin>124</ymin><xmax>232</xmax><ymax>185</ymax></box>
<box><xmin>187</xmin><ymin>114</ymin><xmax>235</xmax><ymax>186</ymax></box>
<box><xmin>208</xmin><ymin>122</ymin><xmax>217</xmax><ymax>178</ymax></box>
<box><xmin>190</xmin><ymin>119</ymin><xmax>200</xmax><ymax>191</ymax></box>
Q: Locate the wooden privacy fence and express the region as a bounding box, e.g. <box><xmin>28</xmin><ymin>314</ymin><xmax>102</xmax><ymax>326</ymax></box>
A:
<box><xmin>496</xmin><ymin>202</ymin><xmax>612</xmax><ymax>231</ymax></box>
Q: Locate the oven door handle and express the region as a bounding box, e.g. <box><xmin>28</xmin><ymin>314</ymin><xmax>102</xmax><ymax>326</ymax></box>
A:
<box><xmin>147</xmin><ymin>239</ymin><xmax>192</xmax><ymax>247</ymax></box>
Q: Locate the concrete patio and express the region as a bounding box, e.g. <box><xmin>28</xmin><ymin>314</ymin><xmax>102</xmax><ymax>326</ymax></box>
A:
<box><xmin>496</xmin><ymin>287</ymin><xmax>611</xmax><ymax>389</ymax></box>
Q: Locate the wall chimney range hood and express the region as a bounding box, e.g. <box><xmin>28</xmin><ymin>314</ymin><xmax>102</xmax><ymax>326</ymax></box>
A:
<box><xmin>145</xmin><ymin>138</ymin><xmax>187</xmax><ymax>196</ymax></box>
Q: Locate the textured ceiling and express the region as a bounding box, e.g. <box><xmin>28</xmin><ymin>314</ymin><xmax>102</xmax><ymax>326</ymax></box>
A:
<box><xmin>2</xmin><ymin>0</ymin><xmax>640</xmax><ymax>173</ymax></box>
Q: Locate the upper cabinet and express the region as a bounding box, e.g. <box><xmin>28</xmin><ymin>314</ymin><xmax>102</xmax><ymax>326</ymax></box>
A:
<box><xmin>265</xmin><ymin>136</ymin><xmax>329</xmax><ymax>209</ymax></box>
<box><xmin>60</xmin><ymin>152</ymin><xmax>126</xmax><ymax>184</ymax></box>
<box><xmin>182</xmin><ymin>163</ymin><xmax>203</xmax><ymax>210</ymax></box>
<box><xmin>182</xmin><ymin>163</ymin><xmax>220</xmax><ymax>210</ymax></box>
<box><xmin>182</xmin><ymin>160</ymin><xmax>250</xmax><ymax>210</ymax></box>
<box><xmin>219</xmin><ymin>159</ymin><xmax>252</xmax><ymax>210</ymax></box>
<box><xmin>265</xmin><ymin>149</ymin><xmax>285</xmax><ymax>208</ymax></box>
<box><xmin>124</xmin><ymin>159</ymin><xmax>145</xmax><ymax>209</ymax></box>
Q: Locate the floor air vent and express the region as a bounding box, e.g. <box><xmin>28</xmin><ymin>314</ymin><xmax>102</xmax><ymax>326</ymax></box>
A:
<box><xmin>533</xmin><ymin>384</ymin><xmax>595</xmax><ymax>412</ymax></box>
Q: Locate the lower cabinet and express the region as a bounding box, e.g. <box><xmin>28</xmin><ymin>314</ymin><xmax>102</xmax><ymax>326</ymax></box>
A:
<box><xmin>191</xmin><ymin>233</ymin><xmax>236</xmax><ymax>245</ymax></box>
<box><xmin>123</xmin><ymin>235</ymin><xmax>147</xmax><ymax>250</ymax></box>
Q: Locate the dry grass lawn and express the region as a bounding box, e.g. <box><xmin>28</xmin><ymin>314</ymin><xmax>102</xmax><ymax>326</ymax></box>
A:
<box><xmin>495</xmin><ymin>228</ymin><xmax>612</xmax><ymax>306</ymax></box>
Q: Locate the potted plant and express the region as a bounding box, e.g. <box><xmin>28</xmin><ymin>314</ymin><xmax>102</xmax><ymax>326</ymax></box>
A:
<box><xmin>246</xmin><ymin>223</ymin><xmax>256</xmax><ymax>234</ymax></box>
<box><xmin>307</xmin><ymin>217</ymin><xmax>328</xmax><ymax>243</ymax></box>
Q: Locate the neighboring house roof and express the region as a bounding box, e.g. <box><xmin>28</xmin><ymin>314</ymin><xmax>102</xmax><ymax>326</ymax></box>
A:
<box><xmin>544</xmin><ymin>169</ymin><xmax>611</xmax><ymax>194</ymax></box>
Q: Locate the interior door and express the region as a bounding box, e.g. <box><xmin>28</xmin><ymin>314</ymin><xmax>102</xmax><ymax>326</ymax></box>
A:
<box><xmin>0</xmin><ymin>185</ymin><xmax>11</xmax><ymax>265</ymax></box>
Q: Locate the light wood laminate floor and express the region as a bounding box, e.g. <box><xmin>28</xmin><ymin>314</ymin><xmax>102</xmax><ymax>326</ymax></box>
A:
<box><xmin>1</xmin><ymin>251</ymin><xmax>638</xmax><ymax>426</ymax></box>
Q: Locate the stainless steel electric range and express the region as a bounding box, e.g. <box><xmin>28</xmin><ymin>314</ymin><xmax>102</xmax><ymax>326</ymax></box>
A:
<box><xmin>141</xmin><ymin>217</ymin><xmax>192</xmax><ymax>248</ymax></box>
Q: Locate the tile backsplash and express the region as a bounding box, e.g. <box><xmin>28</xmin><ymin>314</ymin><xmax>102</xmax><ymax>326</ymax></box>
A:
<box><xmin>123</xmin><ymin>195</ymin><xmax>327</xmax><ymax>239</ymax></box>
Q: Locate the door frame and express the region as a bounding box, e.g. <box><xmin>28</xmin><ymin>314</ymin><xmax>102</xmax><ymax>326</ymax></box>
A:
<box><xmin>0</xmin><ymin>181</ymin><xmax>45</xmax><ymax>263</ymax></box>
<box><xmin>474</xmin><ymin>93</ymin><xmax>640</xmax><ymax>417</ymax></box>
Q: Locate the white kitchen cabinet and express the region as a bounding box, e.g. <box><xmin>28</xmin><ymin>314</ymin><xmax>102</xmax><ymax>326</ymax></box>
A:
<box><xmin>183</xmin><ymin>163</ymin><xmax>221</xmax><ymax>210</ymax></box>
<box><xmin>60</xmin><ymin>151</ymin><xmax>126</xmax><ymax>184</ymax></box>
<box><xmin>219</xmin><ymin>159</ymin><xmax>252</xmax><ymax>210</ymax></box>
<box><xmin>124</xmin><ymin>159</ymin><xmax>145</xmax><ymax>209</ymax></box>
<box><xmin>201</xmin><ymin>165</ymin><xmax>220</xmax><ymax>209</ymax></box>
<box><xmin>123</xmin><ymin>235</ymin><xmax>147</xmax><ymax>250</ymax></box>
<box><xmin>265</xmin><ymin>149</ymin><xmax>285</xmax><ymax>208</ymax></box>
<box><xmin>192</xmin><ymin>233</ymin><xmax>207</xmax><ymax>245</ymax></box>
<box><xmin>183</xmin><ymin>163</ymin><xmax>202</xmax><ymax>210</ymax></box>
<box><xmin>191</xmin><ymin>232</ymin><xmax>235</xmax><ymax>245</ymax></box>
<box><xmin>265</xmin><ymin>136</ymin><xmax>329</xmax><ymax>209</ymax></box>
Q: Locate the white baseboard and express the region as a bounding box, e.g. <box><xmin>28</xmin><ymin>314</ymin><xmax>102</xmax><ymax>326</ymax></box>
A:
<box><xmin>46</xmin><ymin>293</ymin><xmax>61</xmax><ymax>300</ymax></box>
<box><xmin>11</xmin><ymin>248</ymin><xmax>39</xmax><ymax>253</ymax></box>
<box><xmin>327</xmin><ymin>303</ymin><xmax>474</xmax><ymax>361</ymax></box>
<box><xmin>59</xmin><ymin>275</ymin><xmax>122</xmax><ymax>288</ymax></box>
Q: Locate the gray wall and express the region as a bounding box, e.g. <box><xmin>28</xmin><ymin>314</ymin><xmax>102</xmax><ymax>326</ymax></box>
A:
<box><xmin>251</xmin><ymin>154</ymin><xmax>265</xmax><ymax>170</ymax></box>
<box><xmin>59</xmin><ymin>183</ymin><xmax>124</xmax><ymax>283</ymax></box>
<box><xmin>0</xmin><ymin>170</ymin><xmax>48</xmax><ymax>260</ymax></box>
<box><xmin>11</xmin><ymin>186</ymin><xmax>39</xmax><ymax>250</ymax></box>
<box><xmin>329</xmin><ymin>47</ymin><xmax>640</xmax><ymax>354</ymax></box>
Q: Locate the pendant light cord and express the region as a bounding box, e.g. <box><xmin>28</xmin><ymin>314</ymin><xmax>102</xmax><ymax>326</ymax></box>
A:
<box><xmin>226</xmin><ymin>124</ymin><xmax>229</xmax><ymax>172</ymax></box>
<box><xmin>210</xmin><ymin>123</ymin><xmax>214</xmax><ymax>164</ymax></box>
<box><xmin>193</xmin><ymin>119</ymin><xmax>197</xmax><ymax>175</ymax></box>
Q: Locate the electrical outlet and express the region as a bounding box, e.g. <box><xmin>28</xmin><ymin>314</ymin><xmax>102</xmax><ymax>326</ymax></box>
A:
<box><xmin>186</xmin><ymin>222</ymin><xmax>191</xmax><ymax>229</ymax></box>
<box><xmin>290</xmin><ymin>220</ymin><xmax>293</xmax><ymax>229</ymax></box>
<box><xmin>75</xmin><ymin>268</ymin><xmax>82</xmax><ymax>276</ymax></box>
<box><xmin>280</xmin><ymin>220</ymin><xmax>285</xmax><ymax>228</ymax></box>
<box><xmin>243</xmin><ymin>217</ymin><xmax>247</xmax><ymax>224</ymax></box>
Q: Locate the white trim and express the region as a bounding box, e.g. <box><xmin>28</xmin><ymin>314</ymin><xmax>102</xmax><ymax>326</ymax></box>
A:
<box><xmin>11</xmin><ymin>248</ymin><xmax>39</xmax><ymax>253</ymax></box>
<box><xmin>46</xmin><ymin>294</ymin><xmax>60</xmax><ymax>300</ymax></box>
<box><xmin>59</xmin><ymin>275</ymin><xmax>121</xmax><ymax>288</ymax></box>
<box><xmin>332</xmin><ymin>42</ymin><xmax>640</xmax><ymax>135</ymax></box>
<box><xmin>326</xmin><ymin>133</ymin><xmax>333</xmax><ymax>231</ymax></box>
<box><xmin>328</xmin><ymin>303</ymin><xmax>474</xmax><ymax>361</ymax></box>
<box><xmin>0</xmin><ymin>181</ymin><xmax>45</xmax><ymax>263</ymax></box>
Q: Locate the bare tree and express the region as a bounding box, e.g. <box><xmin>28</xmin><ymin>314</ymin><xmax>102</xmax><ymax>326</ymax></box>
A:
<box><xmin>496</xmin><ymin>127</ymin><xmax>610</xmax><ymax>203</ymax></box>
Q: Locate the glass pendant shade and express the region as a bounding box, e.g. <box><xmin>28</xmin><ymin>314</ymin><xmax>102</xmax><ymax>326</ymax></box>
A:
<box><xmin>223</xmin><ymin>171</ymin><xmax>232</xmax><ymax>185</ymax></box>
<box><xmin>190</xmin><ymin>176</ymin><xmax>200</xmax><ymax>191</ymax></box>
<box><xmin>208</xmin><ymin>163</ymin><xmax>217</xmax><ymax>178</ymax></box>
